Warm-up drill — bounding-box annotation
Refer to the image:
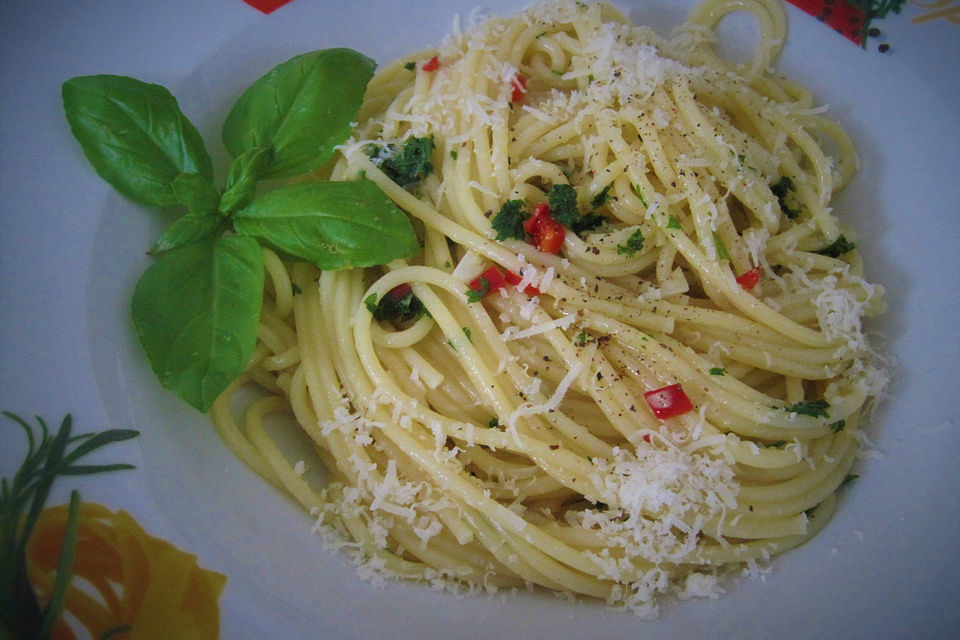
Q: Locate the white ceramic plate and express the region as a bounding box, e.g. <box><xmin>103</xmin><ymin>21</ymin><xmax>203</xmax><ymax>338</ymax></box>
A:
<box><xmin>2</xmin><ymin>1</ymin><xmax>958</xmax><ymax>639</ymax></box>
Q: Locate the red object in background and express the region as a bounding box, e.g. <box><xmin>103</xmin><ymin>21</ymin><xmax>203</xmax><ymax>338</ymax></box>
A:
<box><xmin>242</xmin><ymin>0</ymin><xmax>294</xmax><ymax>14</ymax></box>
<box><xmin>644</xmin><ymin>384</ymin><xmax>694</xmax><ymax>419</ymax></box>
<box><xmin>422</xmin><ymin>56</ymin><xmax>440</xmax><ymax>72</ymax></box>
<box><xmin>785</xmin><ymin>0</ymin><xmax>867</xmax><ymax>45</ymax></box>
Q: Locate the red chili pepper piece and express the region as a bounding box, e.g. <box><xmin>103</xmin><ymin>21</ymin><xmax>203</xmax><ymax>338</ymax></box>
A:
<box><xmin>468</xmin><ymin>266</ymin><xmax>507</xmax><ymax>298</ymax></box>
<box><xmin>736</xmin><ymin>265</ymin><xmax>763</xmax><ymax>290</ymax></box>
<box><xmin>523</xmin><ymin>202</ymin><xmax>565</xmax><ymax>254</ymax></box>
<box><xmin>505</xmin><ymin>270</ymin><xmax>541</xmax><ymax>296</ymax></box>
<box><xmin>422</xmin><ymin>56</ymin><xmax>440</xmax><ymax>72</ymax></box>
<box><xmin>644</xmin><ymin>383</ymin><xmax>694</xmax><ymax>419</ymax></box>
<box><xmin>524</xmin><ymin>202</ymin><xmax>551</xmax><ymax>234</ymax></box>
<box><xmin>510</xmin><ymin>74</ymin><xmax>527</xmax><ymax>103</ymax></box>
<box><xmin>534</xmin><ymin>217</ymin><xmax>565</xmax><ymax>254</ymax></box>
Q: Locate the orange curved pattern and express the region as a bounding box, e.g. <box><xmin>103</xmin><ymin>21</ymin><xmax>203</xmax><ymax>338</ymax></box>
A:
<box><xmin>25</xmin><ymin>502</ymin><xmax>226</xmax><ymax>640</ymax></box>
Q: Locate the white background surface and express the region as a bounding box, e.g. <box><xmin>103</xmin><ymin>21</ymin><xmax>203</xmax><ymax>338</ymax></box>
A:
<box><xmin>1</xmin><ymin>1</ymin><xmax>958</xmax><ymax>638</ymax></box>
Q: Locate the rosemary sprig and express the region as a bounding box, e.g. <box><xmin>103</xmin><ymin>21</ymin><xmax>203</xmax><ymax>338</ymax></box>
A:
<box><xmin>0</xmin><ymin>412</ymin><xmax>138</xmax><ymax>640</ymax></box>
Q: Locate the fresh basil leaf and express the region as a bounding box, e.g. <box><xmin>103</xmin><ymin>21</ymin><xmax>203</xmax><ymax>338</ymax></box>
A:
<box><xmin>131</xmin><ymin>234</ymin><xmax>264</xmax><ymax>412</ymax></box>
<box><xmin>233</xmin><ymin>178</ymin><xmax>419</xmax><ymax>270</ymax></box>
<box><xmin>62</xmin><ymin>75</ymin><xmax>212</xmax><ymax>207</ymax></box>
<box><xmin>221</xmin><ymin>48</ymin><xmax>375</xmax><ymax>179</ymax></box>
<box><xmin>219</xmin><ymin>146</ymin><xmax>272</xmax><ymax>215</ymax></box>
<box><xmin>171</xmin><ymin>172</ymin><xmax>219</xmax><ymax>215</ymax></box>
<box><xmin>149</xmin><ymin>211</ymin><xmax>223</xmax><ymax>256</ymax></box>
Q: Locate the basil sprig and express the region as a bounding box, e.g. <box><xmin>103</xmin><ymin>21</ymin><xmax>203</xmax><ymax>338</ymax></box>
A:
<box><xmin>64</xmin><ymin>48</ymin><xmax>421</xmax><ymax>412</ymax></box>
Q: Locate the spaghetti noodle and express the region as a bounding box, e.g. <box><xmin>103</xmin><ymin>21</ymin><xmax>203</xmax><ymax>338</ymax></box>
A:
<box><xmin>211</xmin><ymin>0</ymin><xmax>886</xmax><ymax>614</ymax></box>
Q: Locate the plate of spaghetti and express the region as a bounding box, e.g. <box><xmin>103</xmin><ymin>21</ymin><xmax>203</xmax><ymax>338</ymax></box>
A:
<box><xmin>5</xmin><ymin>0</ymin><xmax>954</xmax><ymax>638</ymax></box>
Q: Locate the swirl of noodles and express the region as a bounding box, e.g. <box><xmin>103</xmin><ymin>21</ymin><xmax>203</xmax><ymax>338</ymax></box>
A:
<box><xmin>212</xmin><ymin>0</ymin><xmax>886</xmax><ymax>615</ymax></box>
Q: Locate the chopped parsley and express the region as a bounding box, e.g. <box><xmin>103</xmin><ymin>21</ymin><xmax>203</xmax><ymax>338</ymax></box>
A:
<box><xmin>546</xmin><ymin>184</ymin><xmax>604</xmax><ymax>234</ymax></box>
<box><xmin>403</xmin><ymin>61</ymin><xmax>416</xmax><ymax>71</ymax></box>
<box><xmin>466</xmin><ymin>277</ymin><xmax>490</xmax><ymax>303</ymax></box>
<box><xmin>830</xmin><ymin>419</ymin><xmax>846</xmax><ymax>433</ymax></box>
<box><xmin>490</xmin><ymin>199</ymin><xmax>529</xmax><ymax>241</ymax></box>
<box><xmin>591</xmin><ymin>184</ymin><xmax>613</xmax><ymax>207</ymax></box>
<box><xmin>487</xmin><ymin>417</ymin><xmax>501</xmax><ymax>428</ymax></box>
<box><xmin>366</xmin><ymin>288</ymin><xmax>425</xmax><ymax>323</ymax></box>
<box><xmin>371</xmin><ymin>135</ymin><xmax>435</xmax><ymax>187</ymax></box>
<box><xmin>572</xmin><ymin>211</ymin><xmax>605</xmax><ymax>234</ymax></box>
<box><xmin>783</xmin><ymin>399</ymin><xmax>830</xmax><ymax>418</ymax></box>
<box><xmin>616</xmin><ymin>228</ymin><xmax>645</xmax><ymax>256</ymax></box>
<box><xmin>840</xmin><ymin>473</ymin><xmax>859</xmax><ymax>488</ymax></box>
<box><xmin>709</xmin><ymin>367</ymin><xmax>726</xmax><ymax>376</ymax></box>
<box><xmin>462</xmin><ymin>327</ymin><xmax>472</xmax><ymax>342</ymax></box>
<box><xmin>547</xmin><ymin>184</ymin><xmax>580</xmax><ymax>228</ymax></box>
<box><xmin>815</xmin><ymin>234</ymin><xmax>856</xmax><ymax>258</ymax></box>
<box><xmin>449</xmin><ymin>149</ymin><xmax>458</xmax><ymax>160</ymax></box>
<box><xmin>770</xmin><ymin>176</ymin><xmax>801</xmax><ymax>219</ymax></box>
<box><xmin>574</xmin><ymin>331</ymin><xmax>589</xmax><ymax>346</ymax></box>
<box><xmin>291</xmin><ymin>282</ymin><xmax>303</xmax><ymax>295</ymax></box>
<box><xmin>666</xmin><ymin>215</ymin><xmax>682</xmax><ymax>230</ymax></box>
<box><xmin>633</xmin><ymin>184</ymin><xmax>648</xmax><ymax>208</ymax></box>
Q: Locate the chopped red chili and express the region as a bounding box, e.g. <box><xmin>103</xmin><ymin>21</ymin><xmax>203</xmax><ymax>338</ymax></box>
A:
<box><xmin>504</xmin><ymin>270</ymin><xmax>540</xmax><ymax>296</ymax></box>
<box><xmin>422</xmin><ymin>56</ymin><xmax>440</xmax><ymax>72</ymax></box>
<box><xmin>523</xmin><ymin>202</ymin><xmax>565</xmax><ymax>254</ymax></box>
<box><xmin>468</xmin><ymin>266</ymin><xmax>507</xmax><ymax>299</ymax></box>
<box><xmin>510</xmin><ymin>74</ymin><xmax>527</xmax><ymax>103</ymax></box>
<box><xmin>736</xmin><ymin>265</ymin><xmax>763</xmax><ymax>290</ymax></box>
<box><xmin>643</xmin><ymin>383</ymin><xmax>694</xmax><ymax>419</ymax></box>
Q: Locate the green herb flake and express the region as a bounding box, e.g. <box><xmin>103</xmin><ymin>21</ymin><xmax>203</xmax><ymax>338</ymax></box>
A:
<box><xmin>449</xmin><ymin>149</ymin><xmax>458</xmax><ymax>160</ymax></box>
<box><xmin>815</xmin><ymin>234</ymin><xmax>856</xmax><ymax>258</ymax></box>
<box><xmin>548</xmin><ymin>183</ymin><xmax>605</xmax><ymax>234</ymax></box>
<box><xmin>291</xmin><ymin>283</ymin><xmax>303</xmax><ymax>295</ymax></box>
<box><xmin>616</xmin><ymin>228</ymin><xmax>645</xmax><ymax>256</ymax></box>
<box><xmin>666</xmin><ymin>215</ymin><xmax>682</xmax><ymax>230</ymax></box>
<box><xmin>770</xmin><ymin>176</ymin><xmax>801</xmax><ymax>219</ymax></box>
<box><xmin>573</xmin><ymin>211</ymin><xmax>605</xmax><ymax>234</ymax></box>
<box><xmin>371</xmin><ymin>288</ymin><xmax>425</xmax><ymax>323</ymax></box>
<box><xmin>575</xmin><ymin>331</ymin><xmax>589</xmax><ymax>346</ymax></box>
<box><xmin>591</xmin><ymin>184</ymin><xmax>613</xmax><ymax>207</ymax></box>
<box><xmin>709</xmin><ymin>367</ymin><xmax>726</xmax><ymax>376</ymax></box>
<box><xmin>830</xmin><ymin>419</ymin><xmax>847</xmax><ymax>433</ymax></box>
<box><xmin>633</xmin><ymin>184</ymin><xmax>649</xmax><ymax>208</ymax></box>
<box><xmin>372</xmin><ymin>135</ymin><xmax>436</xmax><ymax>187</ymax></box>
<box><xmin>364</xmin><ymin>293</ymin><xmax>379</xmax><ymax>314</ymax></box>
<box><xmin>547</xmin><ymin>183</ymin><xmax>580</xmax><ymax>228</ymax></box>
<box><xmin>783</xmin><ymin>399</ymin><xmax>830</xmax><ymax>419</ymax></box>
<box><xmin>466</xmin><ymin>277</ymin><xmax>490</xmax><ymax>303</ymax></box>
<box><xmin>462</xmin><ymin>327</ymin><xmax>472</xmax><ymax>342</ymax></box>
<box><xmin>840</xmin><ymin>473</ymin><xmax>859</xmax><ymax>488</ymax></box>
<box><xmin>488</xmin><ymin>418</ymin><xmax>501</xmax><ymax>428</ymax></box>
<box><xmin>491</xmin><ymin>199</ymin><xmax>529</xmax><ymax>241</ymax></box>
<box><xmin>404</xmin><ymin>61</ymin><xmax>416</xmax><ymax>71</ymax></box>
